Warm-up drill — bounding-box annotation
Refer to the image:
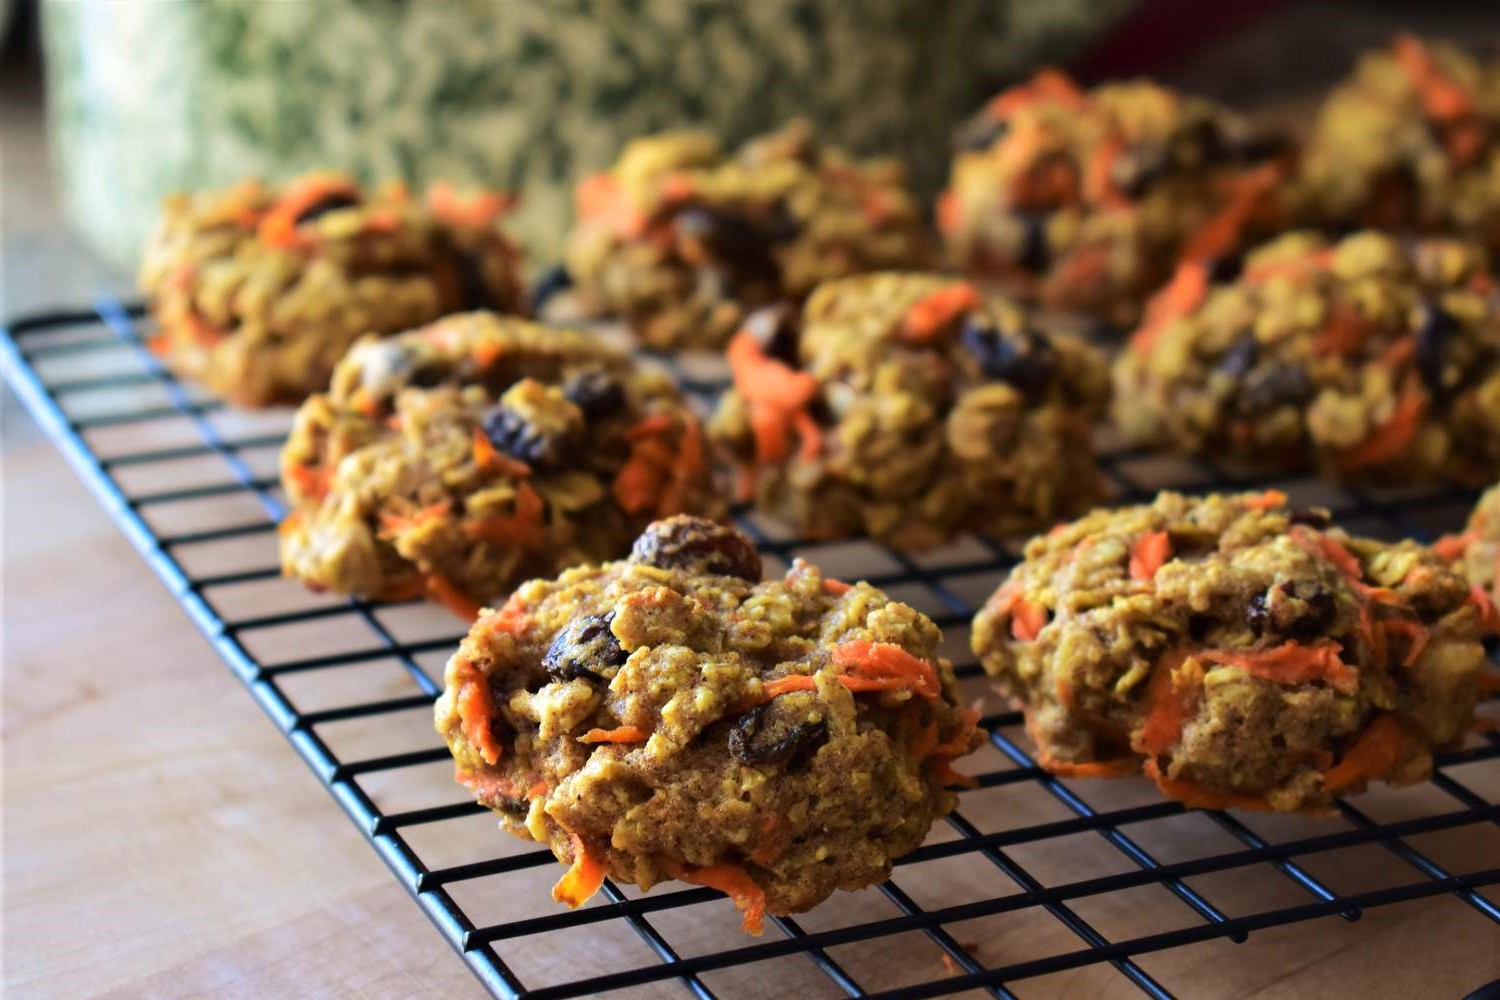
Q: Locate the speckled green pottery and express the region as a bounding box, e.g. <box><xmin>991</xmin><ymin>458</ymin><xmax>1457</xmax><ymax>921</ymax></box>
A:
<box><xmin>42</xmin><ymin>0</ymin><xmax>1126</xmax><ymax>271</ymax></box>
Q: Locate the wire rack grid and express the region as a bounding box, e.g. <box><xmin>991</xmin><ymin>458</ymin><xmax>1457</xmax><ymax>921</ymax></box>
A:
<box><xmin>3</xmin><ymin>297</ymin><xmax>1498</xmax><ymax>1000</ymax></box>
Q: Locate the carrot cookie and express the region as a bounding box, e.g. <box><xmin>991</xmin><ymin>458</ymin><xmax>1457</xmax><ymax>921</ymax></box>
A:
<box><xmin>972</xmin><ymin>491</ymin><xmax>1487</xmax><ymax>812</ymax></box>
<box><xmin>565</xmin><ymin>120</ymin><xmax>931</xmax><ymax>350</ymax></box>
<box><xmin>435</xmin><ymin>516</ymin><xmax>981</xmax><ymax>932</ymax></box>
<box><xmin>1296</xmin><ymin>35</ymin><xmax>1500</xmax><ymax>251</ymax></box>
<box><xmin>707</xmin><ymin>273</ymin><xmax>1109</xmax><ymax>548</ymax></box>
<box><xmin>1436</xmin><ymin>483</ymin><xmax>1500</xmax><ymax>633</ymax></box>
<box><xmin>278</xmin><ymin>313</ymin><xmax>718</xmax><ymax>617</ymax></box>
<box><xmin>939</xmin><ymin>69</ymin><xmax>1290</xmax><ymax>327</ymax></box>
<box><xmin>1113</xmin><ymin>231</ymin><xmax>1500</xmax><ymax>485</ymax></box>
<box><xmin>139</xmin><ymin>172</ymin><xmax>526</xmax><ymax>406</ymax></box>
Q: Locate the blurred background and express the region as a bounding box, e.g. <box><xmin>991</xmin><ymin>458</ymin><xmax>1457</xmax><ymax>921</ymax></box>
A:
<box><xmin>3</xmin><ymin>0</ymin><xmax>1500</xmax><ymax>320</ymax></box>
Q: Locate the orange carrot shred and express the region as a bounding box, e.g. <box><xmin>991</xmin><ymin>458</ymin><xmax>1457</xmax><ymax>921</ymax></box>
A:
<box><xmin>1311</xmin><ymin>303</ymin><xmax>1371</xmax><ymax>358</ymax></box>
<box><xmin>900</xmin><ymin>282</ymin><xmax>980</xmax><ymax>344</ymax></box>
<box><xmin>1341</xmin><ymin>384</ymin><xmax>1428</xmax><ymax>471</ymax></box>
<box><xmin>1135</xmin><ymin>650</ymin><xmax>1200</xmax><ymax>757</ymax></box>
<box><xmin>1469</xmin><ymin>584</ymin><xmax>1500</xmax><ymax>635</ymax></box>
<box><xmin>1198</xmin><ymin>640</ymin><xmax>1359</xmax><ymax>694</ymax></box>
<box><xmin>1129</xmin><ymin>530</ymin><xmax>1172</xmax><ymax>582</ymax></box>
<box><xmin>1143</xmin><ymin>758</ymin><xmax>1276</xmax><ymax>811</ymax></box>
<box><xmin>472</xmin><ymin>340</ymin><xmax>504</xmax><ymax>370</ymax></box>
<box><xmin>831</xmin><ymin>640</ymin><xmax>942</xmax><ymax>699</ymax></box>
<box><xmin>987</xmin><ymin>67</ymin><xmax>1086</xmax><ymax>119</ymax></box>
<box><xmin>426</xmin><ymin>573</ymin><xmax>484</xmax><ymax>622</ymax></box>
<box><xmin>579</xmin><ymin>725</ymin><xmax>648</xmax><ymax>744</ymax></box>
<box><xmin>453</xmin><ymin>658</ymin><xmax>503</xmax><ymax>765</ymax></box>
<box><xmin>1010</xmin><ymin>599</ymin><xmax>1048</xmax><ymax>641</ymax></box>
<box><xmin>257</xmin><ymin>173</ymin><xmax>360</xmax><ymax>250</ymax></box>
<box><xmin>472</xmin><ymin>427</ymin><xmax>533</xmax><ymax>478</ymax></box>
<box><xmin>575</xmin><ymin>171</ymin><xmax>646</xmax><ymax>238</ymax></box>
<box><xmin>1129</xmin><ymin>261</ymin><xmax>1208</xmax><ymax>355</ymax></box>
<box><xmin>727</xmin><ymin>331</ymin><xmax>820</xmax><ymax>465</ymax></box>
<box><xmin>427</xmin><ymin>180</ymin><xmax>515</xmax><ymax>228</ymax></box>
<box><xmin>1432</xmin><ymin>528</ymin><xmax>1477</xmax><ymax>562</ymax></box>
<box><xmin>663</xmin><ymin>860</ymin><xmax>768</xmax><ymax>935</ymax></box>
<box><xmin>478</xmin><ymin>593</ymin><xmax>530</xmax><ymax>638</ymax></box>
<box><xmin>378</xmin><ymin>499</ymin><xmax>451</xmax><ymax>539</ymax></box>
<box><xmin>1381</xmin><ymin>617</ymin><xmax>1430</xmax><ymax>667</ymax></box>
<box><xmin>1243</xmin><ymin>489</ymin><xmax>1288</xmax><ymax>511</ymax></box>
<box><xmin>464</xmin><ymin>482</ymin><xmax>544</xmax><ymax>547</ymax></box>
<box><xmin>552</xmin><ymin>832</ymin><xmax>608</xmax><ymax>908</ymax></box>
<box><xmin>823</xmin><ymin>578</ymin><xmax>852</xmax><ymax>596</ymax></box>
<box><xmin>1322</xmin><ymin>712</ymin><xmax>1412</xmax><ymax>793</ymax></box>
<box><xmin>285</xmin><ymin>462</ymin><xmax>331</xmax><ymax>502</ymax></box>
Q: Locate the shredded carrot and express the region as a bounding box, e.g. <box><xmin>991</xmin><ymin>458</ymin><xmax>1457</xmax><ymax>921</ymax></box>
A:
<box><xmin>987</xmin><ymin>67</ymin><xmax>1086</xmax><ymax>119</ymax></box>
<box><xmin>1198</xmin><ymin>640</ymin><xmax>1359</xmax><ymax>694</ymax></box>
<box><xmin>426</xmin><ymin>572</ymin><xmax>484</xmax><ymax>621</ymax></box>
<box><xmin>1341</xmin><ymin>384</ymin><xmax>1428</xmax><ymax>471</ymax></box>
<box><xmin>1312</xmin><ymin>303</ymin><xmax>1372</xmax><ymax>358</ymax></box>
<box><xmin>464</xmin><ymin>482</ymin><xmax>544</xmax><ymax>547</ymax></box>
<box><xmin>257</xmin><ymin>172</ymin><xmax>360</xmax><ymax>249</ymax></box>
<box><xmin>472</xmin><ymin>339</ymin><xmax>504</xmax><ymax>370</ymax></box>
<box><xmin>378</xmin><ymin>499</ymin><xmax>451</xmax><ymax>539</ymax></box>
<box><xmin>1322</xmin><ymin>712</ymin><xmax>1412</xmax><ymax>793</ymax></box>
<box><xmin>1135</xmin><ymin>650</ymin><xmax>1200</xmax><ymax>757</ymax></box>
<box><xmin>1290</xmin><ymin>526</ymin><xmax>1365</xmax><ymax>585</ymax></box>
<box><xmin>284</xmin><ymin>461</ymin><xmax>331</xmax><ymax>502</ymax></box>
<box><xmin>1085</xmin><ymin>137</ymin><xmax>1130</xmax><ymax>208</ymax></box>
<box><xmin>579</xmin><ymin>725</ymin><xmax>648</xmax><ymax>744</ymax></box>
<box><xmin>1180</xmin><ymin>163</ymin><xmax>1280</xmax><ymax>264</ymax></box>
<box><xmin>823</xmin><ymin>578</ymin><xmax>852</xmax><ymax>596</ymax></box>
<box><xmin>1381</xmin><ymin>617</ymin><xmax>1431</xmax><ymax>667</ymax></box>
<box><xmin>552</xmin><ymin>832</ymin><xmax>608</xmax><ymax>908</ymax></box>
<box><xmin>831</xmin><ymin>640</ymin><xmax>942</xmax><ymax>699</ymax></box>
<box><xmin>1010</xmin><ymin>599</ymin><xmax>1049</xmax><ymax>641</ymax></box>
<box><xmin>575</xmin><ymin>171</ymin><xmax>647</xmax><ymax>238</ymax></box>
<box><xmin>1143</xmin><ymin>758</ymin><xmax>1276</xmax><ymax>811</ymax></box>
<box><xmin>427</xmin><ymin>180</ymin><xmax>515</xmax><ymax>228</ymax></box>
<box><xmin>726</xmin><ymin>331</ymin><xmax>820</xmax><ymax>467</ymax></box>
<box><xmin>1129</xmin><ymin>261</ymin><xmax>1208</xmax><ymax>355</ymax></box>
<box><xmin>1432</xmin><ymin>528</ymin><xmax>1478</xmax><ymax>562</ymax></box>
<box><xmin>1244</xmin><ymin>489</ymin><xmax>1288</xmax><ymax>511</ymax></box>
<box><xmin>452</xmin><ymin>658</ymin><xmax>503</xmax><ymax>765</ymax></box>
<box><xmin>472</xmin><ymin>427</ymin><xmax>533</xmax><ymax>478</ymax></box>
<box><xmin>1469</xmin><ymin>584</ymin><xmax>1500</xmax><ymax>635</ymax></box>
<box><xmin>900</xmin><ymin>282</ymin><xmax>980</xmax><ymax>343</ymax></box>
<box><xmin>351</xmin><ymin>387</ymin><xmax>382</xmax><ymax>418</ymax></box>
<box><xmin>1010</xmin><ymin>155</ymin><xmax>1079</xmax><ymax>211</ymax></box>
<box><xmin>180</xmin><ymin>310</ymin><xmax>229</xmax><ymax>347</ymax></box>
<box><xmin>749</xmin><ymin>813</ymin><xmax>784</xmax><ymax>866</ymax></box>
<box><xmin>930</xmin><ymin>758</ymin><xmax>980</xmax><ymax>789</ymax></box>
<box><xmin>1129</xmin><ymin>530</ymin><xmax>1172</xmax><ymax>582</ymax></box>
<box><xmin>662</xmin><ymin>860</ymin><xmax>768</xmax><ymax>935</ymax></box>
<box><xmin>478</xmin><ymin>593</ymin><xmax>531</xmax><ymax>638</ymax></box>
<box><xmin>935</xmin><ymin>189</ymin><xmax>961</xmax><ymax>237</ymax></box>
<box><xmin>1392</xmin><ymin>34</ymin><xmax>1481</xmax><ymax>165</ymax></box>
<box><xmin>277</xmin><ymin>510</ymin><xmax>302</xmax><ymax>536</ymax></box>
<box><xmin>1023</xmin><ymin>712</ymin><xmax>1136</xmax><ymax>778</ymax></box>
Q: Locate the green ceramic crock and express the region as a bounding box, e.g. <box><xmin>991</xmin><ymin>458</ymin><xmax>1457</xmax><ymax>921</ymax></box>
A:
<box><xmin>42</xmin><ymin>0</ymin><xmax>1126</xmax><ymax>272</ymax></box>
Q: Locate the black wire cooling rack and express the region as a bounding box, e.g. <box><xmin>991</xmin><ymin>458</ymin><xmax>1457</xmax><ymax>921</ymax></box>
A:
<box><xmin>4</xmin><ymin>297</ymin><xmax>1498</xmax><ymax>1000</ymax></box>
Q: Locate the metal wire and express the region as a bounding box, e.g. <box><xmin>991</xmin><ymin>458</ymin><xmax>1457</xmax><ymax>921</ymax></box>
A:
<box><xmin>3</xmin><ymin>297</ymin><xmax>1496</xmax><ymax>1000</ymax></box>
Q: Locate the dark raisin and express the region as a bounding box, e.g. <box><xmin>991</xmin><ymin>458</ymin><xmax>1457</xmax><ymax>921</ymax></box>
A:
<box><xmin>1414</xmin><ymin>301</ymin><xmax>1461</xmax><ymax>397</ymax></box>
<box><xmin>729</xmin><ymin>702</ymin><xmax>829</xmax><ymax>768</ymax></box>
<box><xmin>563</xmin><ymin>370</ymin><xmax>625</xmax><ymax>418</ymax></box>
<box><xmin>294</xmin><ymin>192</ymin><xmax>360</xmax><ymax>226</ymax></box>
<box><xmin>743</xmin><ymin>304</ymin><xmax>799</xmax><ymax>366</ymax></box>
<box><xmin>1111</xmin><ymin>145</ymin><xmax>1166</xmax><ymax>200</ymax></box>
<box><xmin>765</xmin><ymin>202</ymin><xmax>801</xmax><ymax>243</ymax></box>
<box><xmin>629</xmin><ymin>516</ymin><xmax>762</xmax><ymax>581</ymax></box>
<box><xmin>1188</xmin><ymin>613</ymin><xmax>1217</xmax><ymax>643</ymax></box>
<box><xmin>1288</xmin><ymin>508</ymin><xmax>1330</xmax><ymax>529</ymax></box>
<box><xmin>956</xmin><ymin>114</ymin><xmax>1008</xmax><ymax>153</ymax></box>
<box><xmin>543</xmin><ymin>612</ymin><xmax>628</xmax><ymax>683</ymax></box>
<box><xmin>1263</xmin><ymin>580</ymin><xmax>1337</xmax><ymax>639</ymax></box>
<box><xmin>1168</xmin><ymin>118</ymin><xmax>1227</xmax><ymax>170</ymax></box>
<box><xmin>1247</xmin><ymin>593</ymin><xmax>1270</xmax><ymax>636</ymax></box>
<box><xmin>455</xmin><ymin>250</ymin><xmax>495</xmax><ymax>310</ymax></box>
<box><xmin>961</xmin><ymin>317</ymin><xmax>1056</xmax><ymax>396</ymax></box>
<box><xmin>1217</xmin><ymin>331</ymin><xmax>1258</xmax><ymax>379</ymax></box>
<box><xmin>1224</xmin><ymin>123</ymin><xmax>1291</xmax><ymax>163</ymax></box>
<box><xmin>1016</xmin><ymin>211</ymin><xmax>1051</xmax><ymax>273</ymax></box>
<box><xmin>1237</xmin><ymin>363</ymin><xmax>1313</xmax><ymax>413</ymax></box>
<box><xmin>675</xmin><ymin>208</ymin><xmax>779</xmax><ymax>289</ymax></box>
<box><xmin>1208</xmin><ymin>253</ymin><xmax>1245</xmax><ymax>284</ymax></box>
<box><xmin>482</xmin><ymin>402</ymin><xmax>568</xmax><ymax>467</ymax></box>
<box><xmin>530</xmin><ymin>263</ymin><xmax>574</xmax><ymax>314</ymax></box>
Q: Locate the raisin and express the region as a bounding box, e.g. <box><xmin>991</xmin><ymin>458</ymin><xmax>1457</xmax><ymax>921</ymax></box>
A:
<box><xmin>743</xmin><ymin>304</ymin><xmax>799</xmax><ymax>366</ymax></box>
<box><xmin>530</xmin><ymin>263</ymin><xmax>574</xmax><ymax>314</ymax></box>
<box><xmin>675</xmin><ymin>208</ymin><xmax>780</xmax><ymax>289</ymax></box>
<box><xmin>543</xmin><ymin>612</ymin><xmax>628</xmax><ymax>683</ymax></box>
<box><xmin>1208</xmin><ymin>253</ymin><xmax>1245</xmax><ymax>284</ymax></box>
<box><xmin>1168</xmin><ymin>118</ymin><xmax>1227</xmax><ymax>171</ymax></box>
<box><xmin>455</xmin><ymin>250</ymin><xmax>495</xmax><ymax>310</ymax></box>
<box><xmin>1016</xmin><ymin>211</ymin><xmax>1051</xmax><ymax>273</ymax></box>
<box><xmin>1110</xmin><ymin>145</ymin><xmax>1166</xmax><ymax>200</ymax></box>
<box><xmin>294</xmin><ymin>192</ymin><xmax>360</xmax><ymax>226</ymax></box>
<box><xmin>956</xmin><ymin>114</ymin><xmax>1008</xmax><ymax>153</ymax></box>
<box><xmin>1259</xmin><ymin>580</ymin><xmax>1336</xmax><ymax>639</ymax></box>
<box><xmin>1237</xmin><ymin>363</ymin><xmax>1313</xmax><ymax>413</ymax></box>
<box><xmin>1217</xmin><ymin>331</ymin><xmax>1258</xmax><ymax>379</ymax></box>
<box><xmin>563</xmin><ymin>370</ymin><xmax>625</xmax><ymax>418</ymax></box>
<box><xmin>482</xmin><ymin>402</ymin><xmax>569</xmax><ymax>467</ymax></box>
<box><xmin>1415</xmin><ymin>301</ymin><xmax>1460</xmax><ymax>397</ymax></box>
<box><xmin>629</xmin><ymin>516</ymin><xmax>762</xmax><ymax>581</ymax></box>
<box><xmin>729</xmin><ymin>702</ymin><xmax>829</xmax><ymax>768</ymax></box>
<box><xmin>1247</xmin><ymin>593</ymin><xmax>1270</xmax><ymax>636</ymax></box>
<box><xmin>961</xmin><ymin>317</ymin><xmax>1056</xmax><ymax>396</ymax></box>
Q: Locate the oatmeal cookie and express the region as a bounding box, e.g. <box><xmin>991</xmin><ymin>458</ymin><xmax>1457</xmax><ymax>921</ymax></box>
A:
<box><xmin>707</xmin><ymin>273</ymin><xmax>1109</xmax><ymax>548</ymax></box>
<box><xmin>939</xmin><ymin>69</ymin><xmax>1290</xmax><ymax>327</ymax></box>
<box><xmin>565</xmin><ymin>120</ymin><xmax>931</xmax><ymax>350</ymax></box>
<box><xmin>973</xmin><ymin>490</ymin><xmax>1487</xmax><ymax>812</ymax></box>
<box><xmin>278</xmin><ymin>313</ymin><xmax>718</xmax><ymax>617</ymax></box>
<box><xmin>139</xmin><ymin>172</ymin><xmax>526</xmax><ymax>406</ymax></box>
<box><xmin>1295</xmin><ymin>35</ymin><xmax>1500</xmax><ymax>252</ymax></box>
<box><xmin>1436</xmin><ymin>483</ymin><xmax>1500</xmax><ymax>632</ymax></box>
<box><xmin>434</xmin><ymin>516</ymin><xmax>981</xmax><ymax>932</ymax></box>
<box><xmin>1113</xmin><ymin>231</ymin><xmax>1500</xmax><ymax>484</ymax></box>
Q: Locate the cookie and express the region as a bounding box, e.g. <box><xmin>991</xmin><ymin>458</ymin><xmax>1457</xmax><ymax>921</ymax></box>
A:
<box><xmin>707</xmin><ymin>273</ymin><xmax>1109</xmax><ymax>548</ymax></box>
<box><xmin>1113</xmin><ymin>230</ymin><xmax>1500</xmax><ymax>485</ymax></box>
<box><xmin>939</xmin><ymin>69</ymin><xmax>1289</xmax><ymax>327</ymax></box>
<box><xmin>278</xmin><ymin>313</ymin><xmax>719</xmax><ymax>617</ymax></box>
<box><xmin>139</xmin><ymin>172</ymin><xmax>526</xmax><ymax>406</ymax></box>
<box><xmin>1436</xmin><ymin>483</ymin><xmax>1500</xmax><ymax>632</ymax></box>
<box><xmin>1295</xmin><ymin>35</ymin><xmax>1500</xmax><ymax>252</ymax></box>
<box><xmin>972</xmin><ymin>490</ymin><xmax>1487</xmax><ymax>812</ymax></box>
<box><xmin>565</xmin><ymin>120</ymin><xmax>931</xmax><ymax>350</ymax></box>
<box><xmin>434</xmin><ymin>516</ymin><xmax>981</xmax><ymax>932</ymax></box>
